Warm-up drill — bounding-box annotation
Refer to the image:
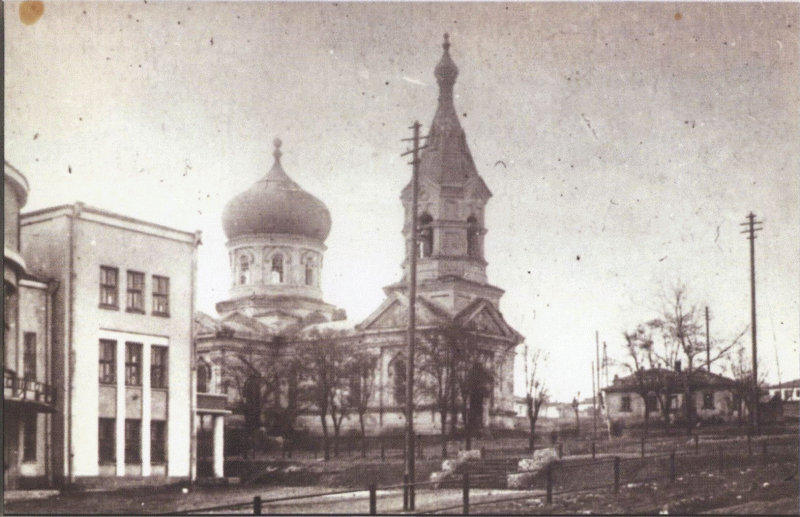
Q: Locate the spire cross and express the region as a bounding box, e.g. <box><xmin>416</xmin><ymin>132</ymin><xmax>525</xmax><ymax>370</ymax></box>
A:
<box><xmin>273</xmin><ymin>138</ymin><xmax>283</xmax><ymax>161</ymax></box>
<box><xmin>443</xmin><ymin>32</ymin><xmax>450</xmax><ymax>52</ymax></box>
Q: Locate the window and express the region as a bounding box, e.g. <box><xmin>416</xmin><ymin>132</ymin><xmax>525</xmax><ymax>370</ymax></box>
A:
<box><xmin>467</xmin><ymin>216</ymin><xmax>480</xmax><ymax>259</ymax></box>
<box><xmin>98</xmin><ymin>418</ymin><xmax>116</xmax><ymax>463</ymax></box>
<box><xmin>152</xmin><ymin>276</ymin><xmax>169</xmax><ymax>316</ymax></box>
<box><xmin>23</xmin><ymin>332</ymin><xmax>36</xmax><ymax>381</ymax></box>
<box><xmin>271</xmin><ymin>255</ymin><xmax>284</xmax><ymax>283</ymax></box>
<box><xmin>417</xmin><ymin>213</ymin><xmax>433</xmax><ymax>258</ymax></box>
<box><xmin>125</xmin><ymin>342</ymin><xmax>142</xmax><ymax>386</ymax></box>
<box><xmin>99</xmin><ymin>339</ymin><xmax>116</xmax><ymax>384</ymax></box>
<box><xmin>703</xmin><ymin>392</ymin><xmax>715</xmax><ymax>410</ymax></box>
<box><xmin>151</xmin><ymin>421</ymin><xmax>167</xmax><ymax>464</ymax></box>
<box><xmin>151</xmin><ymin>346</ymin><xmax>168</xmax><ymax>389</ymax></box>
<box><xmin>392</xmin><ymin>356</ymin><xmax>406</xmax><ymax>406</ymax></box>
<box><xmin>126</xmin><ymin>271</ymin><xmax>144</xmax><ymax>313</ymax></box>
<box><xmin>100</xmin><ymin>266</ymin><xmax>119</xmax><ymax>308</ymax></box>
<box><xmin>621</xmin><ymin>395</ymin><xmax>632</xmax><ymax>412</ymax></box>
<box><xmin>784</xmin><ymin>389</ymin><xmax>793</xmax><ymax>401</ymax></box>
<box><xmin>125</xmin><ymin>419</ymin><xmax>141</xmax><ymax>464</ymax></box>
<box><xmin>796</xmin><ymin>389</ymin><xmax>800</xmax><ymax>398</ymax></box>
<box><xmin>645</xmin><ymin>393</ymin><xmax>658</xmax><ymax>413</ymax></box>
<box><xmin>23</xmin><ymin>413</ymin><xmax>37</xmax><ymax>462</ymax></box>
<box><xmin>238</xmin><ymin>256</ymin><xmax>249</xmax><ymax>285</ymax></box>
<box><xmin>197</xmin><ymin>361</ymin><xmax>210</xmax><ymax>393</ymax></box>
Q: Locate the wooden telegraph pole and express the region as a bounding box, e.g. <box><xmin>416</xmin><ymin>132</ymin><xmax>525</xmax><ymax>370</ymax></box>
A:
<box><xmin>400</xmin><ymin>121</ymin><xmax>427</xmax><ymax>511</ymax></box>
<box><xmin>740</xmin><ymin>212</ymin><xmax>763</xmax><ymax>435</ymax></box>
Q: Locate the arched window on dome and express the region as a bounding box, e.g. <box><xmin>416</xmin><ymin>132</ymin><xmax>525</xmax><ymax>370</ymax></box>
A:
<box><xmin>467</xmin><ymin>215</ymin><xmax>480</xmax><ymax>259</ymax></box>
<box><xmin>418</xmin><ymin>212</ymin><xmax>433</xmax><ymax>259</ymax></box>
<box><xmin>303</xmin><ymin>255</ymin><xmax>316</xmax><ymax>287</ymax></box>
<box><xmin>271</xmin><ymin>254</ymin><xmax>284</xmax><ymax>284</ymax></box>
<box><xmin>238</xmin><ymin>255</ymin><xmax>250</xmax><ymax>285</ymax></box>
<box><xmin>197</xmin><ymin>359</ymin><xmax>211</xmax><ymax>394</ymax></box>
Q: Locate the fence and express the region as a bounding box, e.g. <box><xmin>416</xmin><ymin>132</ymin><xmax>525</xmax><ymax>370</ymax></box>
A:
<box><xmin>176</xmin><ymin>434</ymin><xmax>796</xmax><ymax>515</ymax></box>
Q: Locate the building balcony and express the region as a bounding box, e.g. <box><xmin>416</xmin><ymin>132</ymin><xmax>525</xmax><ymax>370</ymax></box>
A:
<box><xmin>4</xmin><ymin>369</ymin><xmax>56</xmax><ymax>412</ymax></box>
<box><xmin>197</xmin><ymin>392</ymin><xmax>230</xmax><ymax>415</ymax></box>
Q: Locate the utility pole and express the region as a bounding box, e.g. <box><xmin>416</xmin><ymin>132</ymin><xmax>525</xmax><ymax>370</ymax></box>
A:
<box><xmin>400</xmin><ymin>121</ymin><xmax>427</xmax><ymax>511</ymax></box>
<box><xmin>740</xmin><ymin>212</ymin><xmax>763</xmax><ymax>435</ymax></box>
<box><xmin>706</xmin><ymin>307</ymin><xmax>711</xmax><ymax>373</ymax></box>
<box><xmin>595</xmin><ymin>332</ymin><xmax>601</xmax><ymax>397</ymax></box>
<box><xmin>591</xmin><ymin>361</ymin><xmax>597</xmax><ymax>439</ymax></box>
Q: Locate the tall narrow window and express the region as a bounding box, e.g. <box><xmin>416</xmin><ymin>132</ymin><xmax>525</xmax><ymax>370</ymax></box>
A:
<box><xmin>23</xmin><ymin>332</ymin><xmax>36</xmax><ymax>381</ymax></box>
<box><xmin>100</xmin><ymin>266</ymin><xmax>119</xmax><ymax>308</ymax></box>
<box><xmin>151</xmin><ymin>346</ymin><xmax>168</xmax><ymax>389</ymax></box>
<box><xmin>125</xmin><ymin>419</ymin><xmax>141</xmax><ymax>464</ymax></box>
<box><xmin>98</xmin><ymin>418</ymin><xmax>116</xmax><ymax>463</ymax></box>
<box><xmin>151</xmin><ymin>420</ymin><xmax>167</xmax><ymax>464</ymax></box>
<box><xmin>126</xmin><ymin>271</ymin><xmax>144</xmax><ymax>313</ymax></box>
<box><xmin>197</xmin><ymin>361</ymin><xmax>210</xmax><ymax>394</ymax></box>
<box><xmin>645</xmin><ymin>393</ymin><xmax>658</xmax><ymax>413</ymax></box>
<box><xmin>125</xmin><ymin>342</ymin><xmax>142</xmax><ymax>386</ymax></box>
<box><xmin>23</xmin><ymin>413</ymin><xmax>37</xmax><ymax>462</ymax></box>
<box><xmin>304</xmin><ymin>257</ymin><xmax>315</xmax><ymax>287</ymax></box>
<box><xmin>152</xmin><ymin>276</ymin><xmax>170</xmax><ymax>316</ymax></box>
<box><xmin>418</xmin><ymin>213</ymin><xmax>433</xmax><ymax>258</ymax></box>
<box><xmin>99</xmin><ymin>339</ymin><xmax>116</xmax><ymax>384</ymax></box>
<box><xmin>621</xmin><ymin>395</ymin><xmax>632</xmax><ymax>412</ymax></box>
<box><xmin>702</xmin><ymin>392</ymin><xmax>715</xmax><ymax>410</ymax></box>
<box><xmin>392</xmin><ymin>356</ymin><xmax>406</xmax><ymax>406</ymax></box>
<box><xmin>271</xmin><ymin>254</ymin><xmax>284</xmax><ymax>284</ymax></box>
<box><xmin>467</xmin><ymin>216</ymin><xmax>480</xmax><ymax>259</ymax></box>
<box><xmin>238</xmin><ymin>256</ymin><xmax>249</xmax><ymax>285</ymax></box>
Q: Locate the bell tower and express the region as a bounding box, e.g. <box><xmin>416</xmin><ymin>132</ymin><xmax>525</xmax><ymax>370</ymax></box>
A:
<box><xmin>386</xmin><ymin>34</ymin><xmax>504</xmax><ymax>313</ymax></box>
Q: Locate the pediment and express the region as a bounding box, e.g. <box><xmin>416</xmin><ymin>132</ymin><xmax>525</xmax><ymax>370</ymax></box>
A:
<box><xmin>455</xmin><ymin>298</ymin><xmax>523</xmax><ymax>342</ymax></box>
<box><xmin>358</xmin><ymin>293</ymin><xmax>452</xmax><ymax>331</ymax></box>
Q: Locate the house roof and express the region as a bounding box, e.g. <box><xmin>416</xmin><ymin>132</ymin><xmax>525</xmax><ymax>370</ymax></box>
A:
<box><xmin>767</xmin><ymin>378</ymin><xmax>800</xmax><ymax>389</ymax></box>
<box><xmin>604</xmin><ymin>368</ymin><xmax>737</xmax><ymax>393</ymax></box>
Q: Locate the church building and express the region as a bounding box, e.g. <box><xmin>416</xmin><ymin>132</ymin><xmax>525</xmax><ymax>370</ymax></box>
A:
<box><xmin>196</xmin><ymin>35</ymin><xmax>523</xmax><ymax>444</ymax></box>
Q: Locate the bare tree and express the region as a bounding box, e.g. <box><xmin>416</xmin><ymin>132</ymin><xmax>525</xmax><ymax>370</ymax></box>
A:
<box><xmin>520</xmin><ymin>343</ymin><xmax>548</xmax><ymax>451</ymax></box>
<box><xmin>417</xmin><ymin>326</ymin><xmax>460</xmax><ymax>458</ymax></box>
<box><xmin>725</xmin><ymin>343</ymin><xmax>766</xmax><ymax>427</ymax></box>
<box><xmin>348</xmin><ymin>349</ymin><xmax>378</xmax><ymax>458</ymax></box>
<box><xmin>644</xmin><ymin>283</ymin><xmax>746</xmax><ymax>435</ymax></box>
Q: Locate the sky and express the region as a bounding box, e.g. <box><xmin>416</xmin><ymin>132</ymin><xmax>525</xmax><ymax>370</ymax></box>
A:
<box><xmin>6</xmin><ymin>1</ymin><xmax>799</xmax><ymax>402</ymax></box>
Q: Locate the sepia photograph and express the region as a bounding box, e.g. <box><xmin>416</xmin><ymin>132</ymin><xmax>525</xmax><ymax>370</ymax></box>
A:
<box><xmin>4</xmin><ymin>1</ymin><xmax>798</xmax><ymax>514</ymax></box>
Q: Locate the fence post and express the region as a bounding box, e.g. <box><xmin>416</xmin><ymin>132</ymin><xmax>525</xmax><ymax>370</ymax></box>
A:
<box><xmin>613</xmin><ymin>457</ymin><xmax>620</xmax><ymax>493</ymax></box>
<box><xmin>640</xmin><ymin>435</ymin><xmax>645</xmax><ymax>458</ymax></box>
<box><xmin>558</xmin><ymin>443</ymin><xmax>563</xmax><ymax>459</ymax></box>
<box><xmin>546</xmin><ymin>462</ymin><xmax>553</xmax><ymax>504</ymax></box>
<box><xmin>718</xmin><ymin>445</ymin><xmax>723</xmax><ymax>473</ymax></box>
<box><xmin>694</xmin><ymin>434</ymin><xmax>699</xmax><ymax>455</ymax></box>
<box><xmin>670</xmin><ymin>451</ymin><xmax>676</xmax><ymax>483</ymax></box>
<box><xmin>369</xmin><ymin>484</ymin><xmax>377</xmax><ymax>515</ymax></box>
<box><xmin>591</xmin><ymin>441</ymin><xmax>596</xmax><ymax>460</ymax></box>
<box><xmin>462</xmin><ymin>473</ymin><xmax>470</xmax><ymax>515</ymax></box>
<box><xmin>747</xmin><ymin>433</ymin><xmax>752</xmax><ymax>455</ymax></box>
<box><xmin>381</xmin><ymin>438</ymin><xmax>385</xmax><ymax>462</ymax></box>
<box><xmin>418</xmin><ymin>434</ymin><xmax>423</xmax><ymax>460</ymax></box>
<box><xmin>253</xmin><ymin>496</ymin><xmax>262</xmax><ymax>515</ymax></box>
<box><xmin>287</xmin><ymin>439</ymin><xmax>292</xmax><ymax>459</ymax></box>
<box><xmin>762</xmin><ymin>441</ymin><xmax>768</xmax><ymax>464</ymax></box>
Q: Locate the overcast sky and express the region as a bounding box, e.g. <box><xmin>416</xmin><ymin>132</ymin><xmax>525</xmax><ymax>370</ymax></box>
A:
<box><xmin>6</xmin><ymin>2</ymin><xmax>798</xmax><ymax>401</ymax></box>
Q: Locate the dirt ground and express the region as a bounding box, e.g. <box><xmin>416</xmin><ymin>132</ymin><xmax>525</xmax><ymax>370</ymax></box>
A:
<box><xmin>5</xmin><ymin>448</ymin><xmax>797</xmax><ymax>515</ymax></box>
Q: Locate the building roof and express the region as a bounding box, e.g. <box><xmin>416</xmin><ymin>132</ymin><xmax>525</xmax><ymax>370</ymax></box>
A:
<box><xmin>604</xmin><ymin>368</ymin><xmax>737</xmax><ymax>393</ymax></box>
<box><xmin>767</xmin><ymin>378</ymin><xmax>800</xmax><ymax>389</ymax></box>
<box><xmin>222</xmin><ymin>139</ymin><xmax>331</xmax><ymax>242</ymax></box>
<box><xmin>401</xmin><ymin>34</ymin><xmax>491</xmax><ymax>200</ymax></box>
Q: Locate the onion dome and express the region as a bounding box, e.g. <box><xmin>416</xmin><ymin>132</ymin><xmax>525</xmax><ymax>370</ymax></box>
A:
<box><xmin>222</xmin><ymin>139</ymin><xmax>331</xmax><ymax>241</ymax></box>
<box><xmin>434</xmin><ymin>33</ymin><xmax>459</xmax><ymax>93</ymax></box>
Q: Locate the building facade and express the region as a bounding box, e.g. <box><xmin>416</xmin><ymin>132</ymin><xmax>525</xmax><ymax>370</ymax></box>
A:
<box><xmin>4</xmin><ymin>162</ymin><xmax>58</xmax><ymax>490</ymax></box>
<box><xmin>20</xmin><ymin>202</ymin><xmax>200</xmax><ymax>487</ymax></box>
<box><xmin>197</xmin><ymin>35</ymin><xmax>522</xmax><ymax>442</ymax></box>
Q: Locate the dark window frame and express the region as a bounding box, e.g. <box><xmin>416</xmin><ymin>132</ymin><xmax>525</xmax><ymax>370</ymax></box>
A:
<box><xmin>126</xmin><ymin>270</ymin><xmax>145</xmax><ymax>313</ymax></box>
<box><xmin>150</xmin><ymin>345</ymin><xmax>168</xmax><ymax>389</ymax></box>
<box><xmin>100</xmin><ymin>266</ymin><xmax>119</xmax><ymax>309</ymax></box>
<box><xmin>621</xmin><ymin>395</ymin><xmax>632</xmax><ymax>412</ymax></box>
<box><xmin>23</xmin><ymin>332</ymin><xmax>37</xmax><ymax>381</ymax></box>
<box><xmin>99</xmin><ymin>339</ymin><xmax>117</xmax><ymax>385</ymax></box>
<box><xmin>152</xmin><ymin>275</ymin><xmax>170</xmax><ymax>317</ymax></box>
<box><xmin>702</xmin><ymin>391</ymin><xmax>715</xmax><ymax>410</ymax></box>
<box><xmin>125</xmin><ymin>342</ymin><xmax>143</xmax><ymax>387</ymax></box>
<box><xmin>150</xmin><ymin>420</ymin><xmax>167</xmax><ymax>464</ymax></box>
<box><xmin>271</xmin><ymin>255</ymin><xmax>284</xmax><ymax>284</ymax></box>
<box><xmin>125</xmin><ymin>419</ymin><xmax>141</xmax><ymax>465</ymax></box>
<box><xmin>98</xmin><ymin>418</ymin><xmax>116</xmax><ymax>464</ymax></box>
<box><xmin>23</xmin><ymin>413</ymin><xmax>37</xmax><ymax>462</ymax></box>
